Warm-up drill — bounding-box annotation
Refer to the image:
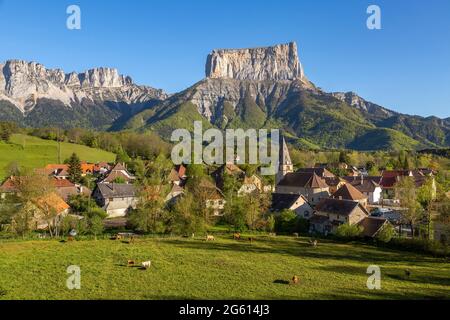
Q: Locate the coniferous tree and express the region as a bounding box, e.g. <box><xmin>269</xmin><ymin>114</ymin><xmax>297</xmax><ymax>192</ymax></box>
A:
<box><xmin>67</xmin><ymin>153</ymin><xmax>83</xmax><ymax>183</ymax></box>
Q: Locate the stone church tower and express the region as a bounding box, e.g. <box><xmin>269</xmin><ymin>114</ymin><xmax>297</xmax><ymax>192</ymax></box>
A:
<box><xmin>276</xmin><ymin>136</ymin><xmax>294</xmax><ymax>184</ymax></box>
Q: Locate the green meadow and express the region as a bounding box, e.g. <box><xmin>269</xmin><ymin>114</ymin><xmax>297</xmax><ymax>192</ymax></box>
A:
<box><xmin>0</xmin><ymin>134</ymin><xmax>116</xmax><ymax>179</ymax></box>
<box><xmin>0</xmin><ymin>236</ymin><xmax>448</xmax><ymax>300</ymax></box>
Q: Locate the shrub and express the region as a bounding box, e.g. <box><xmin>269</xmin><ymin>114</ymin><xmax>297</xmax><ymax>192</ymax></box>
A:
<box><xmin>335</xmin><ymin>224</ymin><xmax>363</xmax><ymax>239</ymax></box>
<box><xmin>376</xmin><ymin>223</ymin><xmax>396</xmax><ymax>243</ymax></box>
<box><xmin>275</xmin><ymin>210</ymin><xmax>298</xmax><ymax>233</ymax></box>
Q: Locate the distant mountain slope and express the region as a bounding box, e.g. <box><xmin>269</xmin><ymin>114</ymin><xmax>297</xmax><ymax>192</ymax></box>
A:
<box><xmin>0</xmin><ymin>60</ymin><xmax>167</xmax><ymax>129</ymax></box>
<box><xmin>1</xmin><ymin>43</ymin><xmax>448</xmax><ymax>151</ymax></box>
<box><xmin>122</xmin><ymin>42</ymin><xmax>448</xmax><ymax>151</ymax></box>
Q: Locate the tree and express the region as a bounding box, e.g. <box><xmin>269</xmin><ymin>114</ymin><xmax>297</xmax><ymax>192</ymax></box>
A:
<box><xmin>89</xmin><ymin>215</ymin><xmax>104</xmax><ymax>240</ymax></box>
<box><xmin>67</xmin><ymin>153</ymin><xmax>82</xmax><ymax>183</ymax></box>
<box><xmin>0</xmin><ymin>122</ymin><xmax>17</xmax><ymax>142</ymax></box>
<box><xmin>276</xmin><ymin>210</ymin><xmax>298</xmax><ymax>233</ymax></box>
<box><xmin>129</xmin><ymin>185</ymin><xmax>167</xmax><ymax>233</ymax></box>
<box><xmin>395</xmin><ymin>177</ymin><xmax>424</xmax><ymax>238</ymax></box>
<box><xmin>376</xmin><ymin>223</ymin><xmax>396</xmax><ymax>243</ymax></box>
<box><xmin>266</xmin><ymin>215</ymin><xmax>276</xmax><ymax>232</ymax></box>
<box><xmin>339</xmin><ymin>151</ymin><xmax>350</xmax><ymax>164</ymax></box>
<box><xmin>169</xmin><ymin>191</ymin><xmax>206</xmax><ymax>235</ymax></box>
<box><xmin>417</xmin><ymin>177</ymin><xmax>436</xmax><ymax>239</ymax></box>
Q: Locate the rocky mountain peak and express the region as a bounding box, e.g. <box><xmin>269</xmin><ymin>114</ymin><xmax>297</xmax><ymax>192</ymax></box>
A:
<box><xmin>0</xmin><ymin>60</ymin><xmax>166</xmax><ymax>113</ymax></box>
<box><xmin>205</xmin><ymin>42</ymin><xmax>304</xmax><ymax>81</ymax></box>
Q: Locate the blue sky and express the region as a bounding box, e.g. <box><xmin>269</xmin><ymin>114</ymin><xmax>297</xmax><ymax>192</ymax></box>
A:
<box><xmin>0</xmin><ymin>0</ymin><xmax>449</xmax><ymax>118</ymax></box>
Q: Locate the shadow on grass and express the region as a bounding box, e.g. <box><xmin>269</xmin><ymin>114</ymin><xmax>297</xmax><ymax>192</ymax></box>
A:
<box><xmin>159</xmin><ymin>237</ymin><xmax>443</xmax><ymax>266</ymax></box>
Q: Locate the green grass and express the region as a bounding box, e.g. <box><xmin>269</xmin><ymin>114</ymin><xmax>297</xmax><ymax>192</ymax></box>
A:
<box><xmin>0</xmin><ymin>236</ymin><xmax>448</xmax><ymax>300</ymax></box>
<box><xmin>0</xmin><ymin>134</ymin><xmax>116</xmax><ymax>179</ymax></box>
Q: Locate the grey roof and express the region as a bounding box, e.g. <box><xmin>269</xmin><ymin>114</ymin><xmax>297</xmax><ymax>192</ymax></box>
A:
<box><xmin>343</xmin><ymin>176</ymin><xmax>382</xmax><ymax>193</ymax></box>
<box><xmin>271</xmin><ymin>193</ymin><xmax>308</xmax><ymax>211</ymax></box>
<box><xmin>97</xmin><ymin>183</ymin><xmax>136</xmax><ymax>198</ymax></box>
<box><xmin>315</xmin><ymin>198</ymin><xmax>363</xmax><ymax>216</ymax></box>
<box><xmin>358</xmin><ymin>217</ymin><xmax>388</xmax><ymax>237</ymax></box>
<box><xmin>278</xmin><ymin>172</ymin><xmax>329</xmax><ymax>189</ymax></box>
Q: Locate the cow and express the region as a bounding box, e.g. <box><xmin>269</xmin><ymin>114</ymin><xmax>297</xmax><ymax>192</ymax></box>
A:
<box><xmin>292</xmin><ymin>275</ymin><xmax>300</xmax><ymax>284</ymax></box>
<box><xmin>127</xmin><ymin>260</ymin><xmax>135</xmax><ymax>267</ymax></box>
<box><xmin>206</xmin><ymin>235</ymin><xmax>215</xmax><ymax>241</ymax></box>
<box><xmin>141</xmin><ymin>261</ymin><xmax>151</xmax><ymax>269</ymax></box>
<box><xmin>233</xmin><ymin>233</ymin><xmax>241</xmax><ymax>240</ymax></box>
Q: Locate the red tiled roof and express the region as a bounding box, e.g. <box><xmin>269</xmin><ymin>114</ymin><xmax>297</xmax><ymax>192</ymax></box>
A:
<box><xmin>332</xmin><ymin>183</ymin><xmax>367</xmax><ymax>201</ymax></box>
<box><xmin>52</xmin><ymin>178</ymin><xmax>75</xmax><ymax>188</ymax></box>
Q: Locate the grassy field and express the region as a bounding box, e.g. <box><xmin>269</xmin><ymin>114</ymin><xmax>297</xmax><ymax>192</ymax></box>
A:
<box><xmin>0</xmin><ymin>235</ymin><xmax>448</xmax><ymax>300</ymax></box>
<box><xmin>0</xmin><ymin>134</ymin><xmax>116</xmax><ymax>179</ymax></box>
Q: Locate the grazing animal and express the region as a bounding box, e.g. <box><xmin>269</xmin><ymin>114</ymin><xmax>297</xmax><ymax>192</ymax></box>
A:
<box><xmin>405</xmin><ymin>269</ymin><xmax>411</xmax><ymax>278</ymax></box>
<box><xmin>127</xmin><ymin>260</ymin><xmax>135</xmax><ymax>267</ymax></box>
<box><xmin>206</xmin><ymin>235</ymin><xmax>215</xmax><ymax>241</ymax></box>
<box><xmin>233</xmin><ymin>233</ymin><xmax>241</xmax><ymax>240</ymax></box>
<box><xmin>309</xmin><ymin>239</ymin><xmax>318</xmax><ymax>247</ymax></box>
<box><xmin>67</xmin><ymin>236</ymin><xmax>74</xmax><ymax>242</ymax></box>
<box><xmin>268</xmin><ymin>232</ymin><xmax>276</xmax><ymax>237</ymax></box>
<box><xmin>293</xmin><ymin>233</ymin><xmax>299</xmax><ymax>238</ymax></box>
<box><xmin>141</xmin><ymin>261</ymin><xmax>151</xmax><ymax>269</ymax></box>
<box><xmin>292</xmin><ymin>276</ymin><xmax>300</xmax><ymax>284</ymax></box>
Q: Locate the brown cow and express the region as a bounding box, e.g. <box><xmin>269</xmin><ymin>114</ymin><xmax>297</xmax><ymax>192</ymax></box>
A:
<box><xmin>292</xmin><ymin>276</ymin><xmax>300</xmax><ymax>284</ymax></box>
<box><xmin>233</xmin><ymin>233</ymin><xmax>241</xmax><ymax>240</ymax></box>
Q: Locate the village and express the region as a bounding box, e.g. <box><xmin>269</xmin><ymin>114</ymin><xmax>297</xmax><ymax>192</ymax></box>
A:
<box><xmin>0</xmin><ymin>136</ymin><xmax>446</xmax><ymax>244</ymax></box>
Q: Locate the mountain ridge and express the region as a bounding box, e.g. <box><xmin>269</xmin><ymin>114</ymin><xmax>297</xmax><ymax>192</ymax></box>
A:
<box><xmin>0</xmin><ymin>42</ymin><xmax>448</xmax><ymax>150</ymax></box>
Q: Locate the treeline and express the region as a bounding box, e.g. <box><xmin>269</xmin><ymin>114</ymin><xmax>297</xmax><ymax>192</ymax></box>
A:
<box><xmin>29</xmin><ymin>127</ymin><xmax>171</xmax><ymax>161</ymax></box>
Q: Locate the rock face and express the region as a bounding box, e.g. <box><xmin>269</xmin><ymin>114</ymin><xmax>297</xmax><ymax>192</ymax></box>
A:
<box><xmin>0</xmin><ymin>60</ymin><xmax>167</xmax><ymax>113</ymax></box>
<box><xmin>331</xmin><ymin>91</ymin><xmax>395</xmax><ymax>119</ymax></box>
<box><xmin>205</xmin><ymin>42</ymin><xmax>304</xmax><ymax>81</ymax></box>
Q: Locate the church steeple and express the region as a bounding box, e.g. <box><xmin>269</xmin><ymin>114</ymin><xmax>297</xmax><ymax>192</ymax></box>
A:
<box><xmin>276</xmin><ymin>135</ymin><xmax>294</xmax><ymax>184</ymax></box>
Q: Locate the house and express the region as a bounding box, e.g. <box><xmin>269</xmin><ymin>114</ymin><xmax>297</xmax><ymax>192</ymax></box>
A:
<box><xmin>94</xmin><ymin>162</ymin><xmax>111</xmax><ymax>175</ymax></box>
<box><xmin>237</xmin><ymin>175</ymin><xmax>271</xmax><ymax>196</ymax></box>
<box><xmin>101</xmin><ymin>163</ymin><xmax>135</xmax><ymax>184</ymax></box>
<box><xmin>93</xmin><ymin>183</ymin><xmax>138</xmax><ymax>218</ymax></box>
<box><xmin>168</xmin><ymin>164</ymin><xmax>187</xmax><ymax>186</ymax></box>
<box><xmin>296</xmin><ymin>167</ymin><xmax>336</xmax><ymax>178</ymax></box>
<box><xmin>32</xmin><ymin>193</ymin><xmax>70</xmax><ymax>230</ymax></box>
<box><xmin>309</xmin><ymin>198</ymin><xmax>369</xmax><ymax>235</ymax></box>
<box><xmin>324</xmin><ymin>176</ymin><xmax>346</xmax><ymax>194</ymax></box>
<box><xmin>199</xmin><ymin>180</ymin><xmax>226</xmax><ymax>216</ymax></box>
<box><xmin>357</xmin><ymin>216</ymin><xmax>390</xmax><ymax>238</ymax></box>
<box><xmin>331</xmin><ymin>183</ymin><xmax>368</xmax><ymax>207</ymax></box>
<box><xmin>80</xmin><ymin>162</ymin><xmax>96</xmax><ymax>175</ymax></box>
<box><xmin>380</xmin><ymin>170</ymin><xmax>436</xmax><ymax>200</ymax></box>
<box><xmin>343</xmin><ymin>176</ymin><xmax>383</xmax><ymax>204</ymax></box>
<box><xmin>271</xmin><ymin>193</ymin><xmax>313</xmax><ymax>219</ymax></box>
<box><xmin>212</xmin><ymin>163</ymin><xmax>245</xmax><ymax>189</ymax></box>
<box><xmin>52</xmin><ymin>178</ymin><xmax>91</xmax><ymax>201</ymax></box>
<box><xmin>0</xmin><ymin>177</ymin><xmax>18</xmax><ymax>199</ymax></box>
<box><xmin>165</xmin><ymin>184</ymin><xmax>185</xmax><ymax>204</ymax></box>
<box><xmin>276</xmin><ymin>172</ymin><xmax>330</xmax><ymax>205</ymax></box>
<box><xmin>43</xmin><ymin>164</ymin><xmax>69</xmax><ymax>180</ymax></box>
